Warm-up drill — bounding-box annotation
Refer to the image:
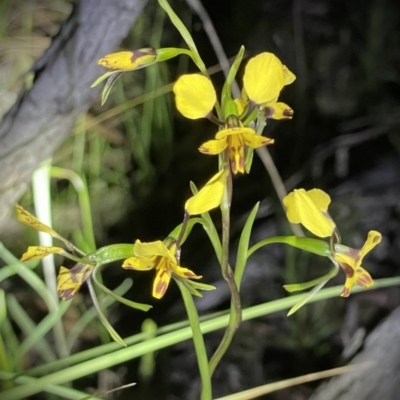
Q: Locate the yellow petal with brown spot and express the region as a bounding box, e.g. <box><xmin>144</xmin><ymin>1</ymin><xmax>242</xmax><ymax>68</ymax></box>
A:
<box><xmin>15</xmin><ymin>204</ymin><xmax>61</xmax><ymax>238</ymax></box>
<box><xmin>97</xmin><ymin>48</ymin><xmax>156</xmax><ymax>71</ymax></box>
<box><xmin>152</xmin><ymin>265</ymin><xmax>172</xmax><ymax>299</ymax></box>
<box><xmin>57</xmin><ymin>264</ymin><xmax>93</xmax><ymax>301</ymax></box>
<box><xmin>21</xmin><ymin>246</ymin><xmax>65</xmax><ymax>261</ymax></box>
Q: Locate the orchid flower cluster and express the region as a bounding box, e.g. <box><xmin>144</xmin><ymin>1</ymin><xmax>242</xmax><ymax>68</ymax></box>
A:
<box><xmin>16</xmin><ymin>0</ymin><xmax>382</xmax><ymax>392</ymax></box>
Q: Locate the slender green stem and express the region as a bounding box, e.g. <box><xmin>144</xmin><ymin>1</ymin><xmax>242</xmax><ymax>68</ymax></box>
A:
<box><xmin>176</xmin><ymin>279</ymin><xmax>212</xmax><ymax>400</ymax></box>
<box><xmin>3</xmin><ymin>279</ymin><xmax>399</xmax><ymax>400</ymax></box>
<box><xmin>209</xmin><ymin>169</ymin><xmax>242</xmax><ymax>375</ymax></box>
<box><xmin>51</xmin><ymin>167</ymin><xmax>96</xmax><ymax>253</ymax></box>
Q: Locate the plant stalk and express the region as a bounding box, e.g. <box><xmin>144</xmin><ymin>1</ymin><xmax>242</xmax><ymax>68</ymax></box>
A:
<box><xmin>176</xmin><ymin>280</ymin><xmax>212</xmax><ymax>400</ymax></box>
<box><xmin>208</xmin><ymin>169</ymin><xmax>242</xmax><ymax>375</ymax></box>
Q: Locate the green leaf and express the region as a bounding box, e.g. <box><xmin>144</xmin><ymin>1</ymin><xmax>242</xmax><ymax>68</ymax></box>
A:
<box><xmin>158</xmin><ymin>0</ymin><xmax>206</xmax><ymax>72</ymax></box>
<box><xmin>93</xmin><ymin>265</ymin><xmax>152</xmax><ymax>312</ymax></box>
<box><xmin>179</xmin><ymin>279</ymin><xmax>202</xmax><ymax>297</ymax></box>
<box><xmin>284</xmin><ymin>262</ymin><xmax>339</xmax><ymax>293</ymax></box>
<box><xmin>235</xmin><ymin>202</ymin><xmax>260</xmax><ymax>289</ymax></box>
<box><xmin>248</xmin><ymin>236</ymin><xmax>331</xmax><ymax>259</ymax></box>
<box><xmin>287</xmin><ymin>280</ymin><xmax>329</xmax><ymax>316</ymax></box>
<box><xmin>66</xmin><ymin>279</ymin><xmax>134</xmax><ymax>352</ymax></box>
<box><xmin>221</xmin><ymin>46</ymin><xmax>245</xmax><ymax>111</ymax></box>
<box><xmin>90</xmin><ymin>71</ymin><xmax>117</xmax><ymax>88</ymax></box>
<box><xmin>87</xmin><ymin>280</ymin><xmax>126</xmax><ymax>347</ymax></box>
<box><xmin>93</xmin><ymin>244</ymin><xmax>135</xmax><ymax>264</ymax></box>
<box><xmin>286</xmin><ymin>261</ymin><xmax>340</xmax><ymax>315</ymax></box>
<box><xmin>187</xmin><ymin>281</ymin><xmax>216</xmax><ymax>291</ymax></box>
<box><xmin>101</xmin><ymin>72</ymin><xmax>123</xmax><ymax>106</ymax></box>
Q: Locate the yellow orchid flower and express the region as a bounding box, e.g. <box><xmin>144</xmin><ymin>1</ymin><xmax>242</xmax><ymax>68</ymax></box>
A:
<box><xmin>185</xmin><ymin>170</ymin><xmax>228</xmax><ymax>215</ymax></box>
<box><xmin>173</xmin><ymin>73</ymin><xmax>217</xmax><ymax>119</ymax></box>
<box><xmin>283</xmin><ymin>189</ymin><xmax>336</xmax><ymax>238</ymax></box>
<box><xmin>122</xmin><ymin>240</ymin><xmax>201</xmax><ymax>299</ymax></box>
<box><xmin>97</xmin><ymin>48</ymin><xmax>157</xmax><ymax>71</ymax></box>
<box><xmin>335</xmin><ymin>231</ymin><xmax>382</xmax><ymax>297</ymax></box>
<box><xmin>243</xmin><ymin>52</ymin><xmax>295</xmax><ymax>106</ymax></box>
<box><xmin>199</xmin><ymin>116</ymin><xmax>274</xmax><ymax>174</ymax></box>
<box><xmin>283</xmin><ymin>189</ymin><xmax>383</xmax><ymax>298</ymax></box>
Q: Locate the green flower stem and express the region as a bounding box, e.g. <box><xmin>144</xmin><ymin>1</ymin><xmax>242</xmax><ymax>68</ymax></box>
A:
<box><xmin>209</xmin><ymin>170</ymin><xmax>242</xmax><ymax>376</ymax></box>
<box><xmin>176</xmin><ymin>280</ymin><xmax>212</xmax><ymax>400</ymax></box>
<box><xmin>63</xmin><ymin>253</ymin><xmax>96</xmax><ymax>266</ymax></box>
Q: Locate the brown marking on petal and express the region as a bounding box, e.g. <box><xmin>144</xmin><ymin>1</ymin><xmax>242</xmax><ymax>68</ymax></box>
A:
<box><xmin>59</xmin><ymin>289</ymin><xmax>75</xmax><ymax>301</ymax></box>
<box><xmin>69</xmin><ymin>269</ymin><xmax>80</xmax><ymax>283</ymax></box>
<box><xmin>283</xmin><ymin>109</ymin><xmax>294</xmax><ymax>117</ymax></box>
<box><xmin>226</xmin><ymin>115</ymin><xmax>241</xmax><ymax>128</ymax></box>
<box><xmin>355</xmin><ymin>270</ymin><xmax>373</xmax><ymax>287</ymax></box>
<box><xmin>356</xmin><ymin>277</ymin><xmax>372</xmax><ymax>287</ymax></box>
<box><xmin>372</xmin><ymin>235</ymin><xmax>381</xmax><ymax>244</ymax></box>
<box><xmin>351</xmin><ymin>249</ymin><xmax>361</xmax><ymax>259</ymax></box>
<box><xmin>155</xmin><ymin>280</ymin><xmax>168</xmax><ymax>298</ymax></box>
<box><xmin>198</xmin><ymin>145</ymin><xmax>210</xmax><ymax>154</ymax></box>
<box><xmin>69</xmin><ymin>264</ymin><xmax>92</xmax><ymax>284</ymax></box>
<box><xmin>339</xmin><ymin>262</ymin><xmax>354</xmax><ymax>278</ymax></box>
<box><xmin>98</xmin><ymin>58</ymin><xmax>109</xmax><ymax>67</ymax></box>
<box><xmin>340</xmin><ymin>287</ymin><xmax>350</xmax><ymax>297</ymax></box>
<box><xmin>183</xmin><ymin>271</ymin><xmax>202</xmax><ymax>279</ymax></box>
<box><xmin>130</xmin><ymin>48</ymin><xmax>156</xmax><ymax>63</ymax></box>
<box><xmin>230</xmin><ymin>155</ymin><xmax>245</xmax><ymax>174</ymax></box>
<box><xmin>264</xmin><ymin>107</ymin><xmax>274</xmax><ymax>118</ymax></box>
